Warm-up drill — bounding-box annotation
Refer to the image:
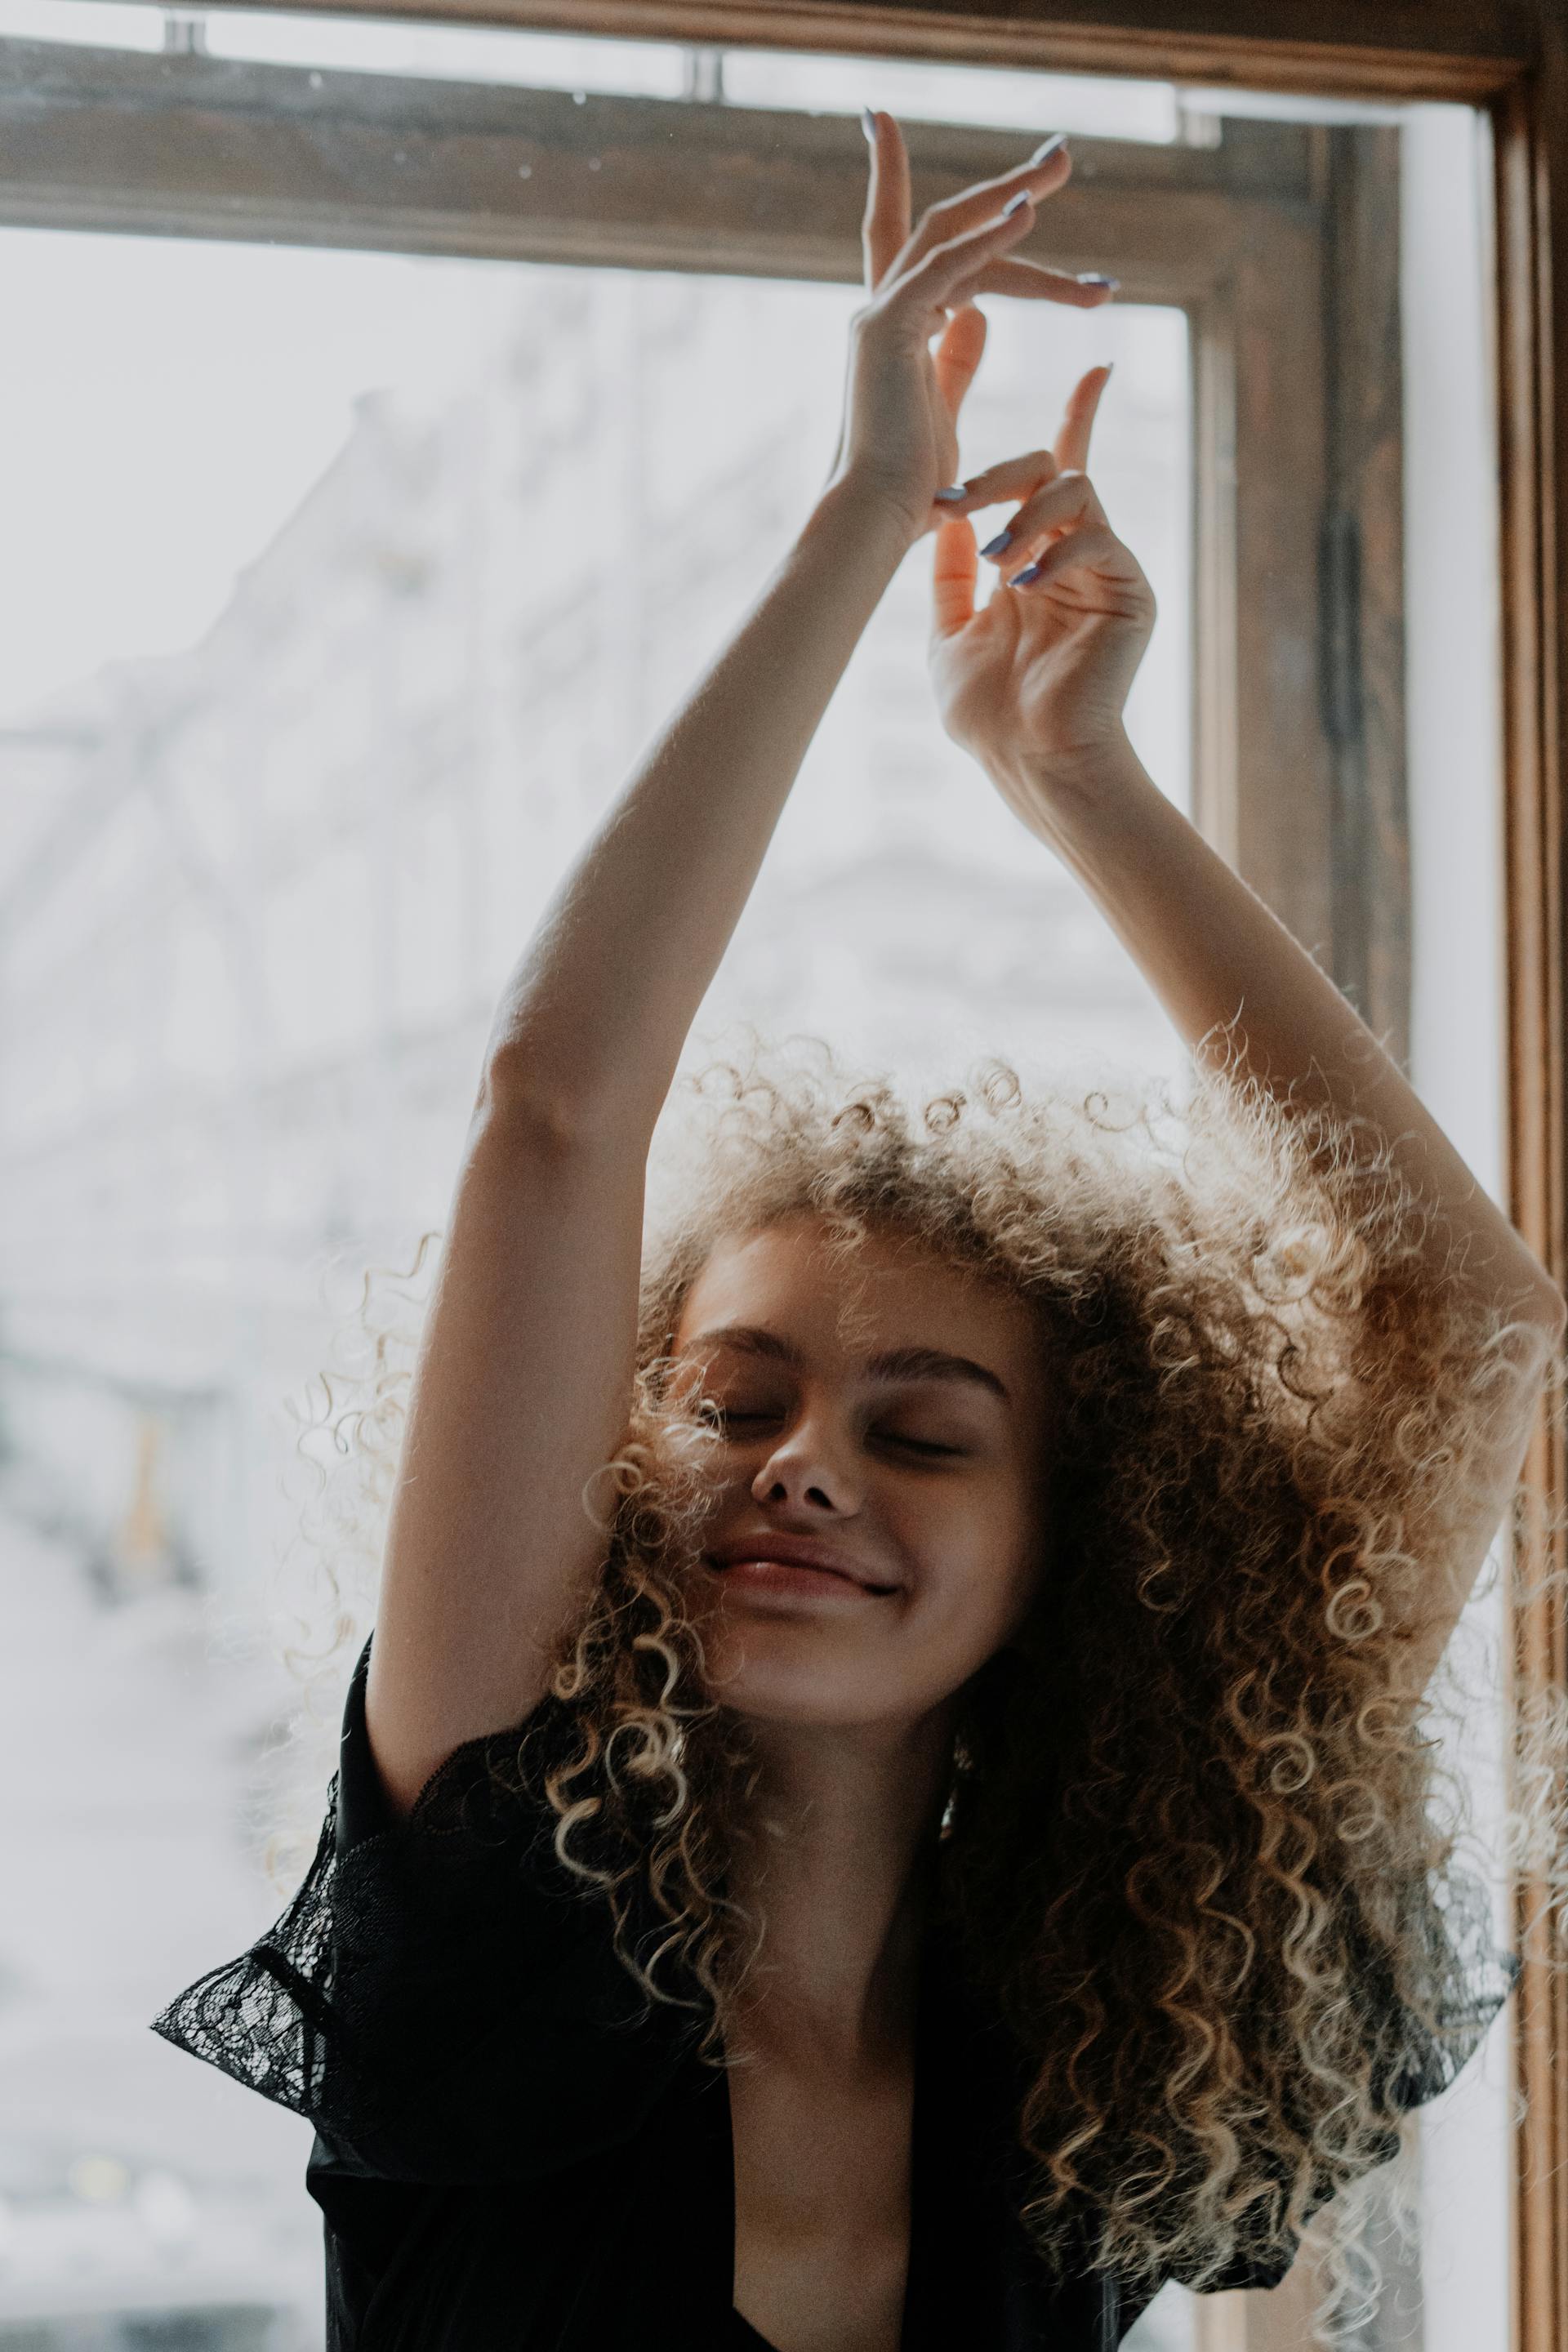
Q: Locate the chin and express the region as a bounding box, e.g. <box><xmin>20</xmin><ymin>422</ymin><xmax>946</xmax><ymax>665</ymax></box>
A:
<box><xmin>699</xmin><ymin>1629</ymin><xmax>932</xmax><ymax>1727</ymax></box>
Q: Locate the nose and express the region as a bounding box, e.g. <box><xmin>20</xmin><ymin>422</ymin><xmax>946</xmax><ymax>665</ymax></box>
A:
<box><xmin>751</xmin><ymin>1410</ymin><xmax>862</xmax><ymax>1516</ymax></box>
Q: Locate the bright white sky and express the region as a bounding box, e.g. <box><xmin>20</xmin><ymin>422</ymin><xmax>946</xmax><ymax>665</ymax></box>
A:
<box><xmin>0</xmin><ymin>226</ymin><xmax>519</xmax><ymax>719</ymax></box>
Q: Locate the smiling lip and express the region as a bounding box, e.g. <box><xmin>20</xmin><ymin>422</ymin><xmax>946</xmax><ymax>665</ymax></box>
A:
<box><xmin>707</xmin><ymin>1535</ymin><xmax>899</xmax><ymax>1595</ymax></box>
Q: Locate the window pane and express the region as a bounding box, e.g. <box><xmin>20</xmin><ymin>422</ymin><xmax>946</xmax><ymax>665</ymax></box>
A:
<box><xmin>719</xmin><ymin>48</ymin><xmax>1180</xmax><ymax>140</ymax></box>
<box><xmin>201</xmin><ymin>3</ymin><xmax>689</xmax><ymax>99</ymax></box>
<box><xmin>0</xmin><ymin>215</ymin><xmax>1192</xmax><ymax>2335</ymax></box>
<box><xmin>0</xmin><ymin>53</ymin><xmax>1519</xmax><ymax>2352</ymax></box>
<box><xmin>1402</xmin><ymin>100</ymin><xmax>1515</xmax><ymax>2352</ymax></box>
<box><xmin>0</xmin><ymin>0</ymin><xmax>164</xmax><ymax>49</ymax></box>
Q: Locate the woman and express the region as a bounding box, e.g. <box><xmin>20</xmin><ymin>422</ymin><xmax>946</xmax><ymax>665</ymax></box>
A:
<box><xmin>154</xmin><ymin>114</ymin><xmax>1564</xmax><ymax>2352</ymax></box>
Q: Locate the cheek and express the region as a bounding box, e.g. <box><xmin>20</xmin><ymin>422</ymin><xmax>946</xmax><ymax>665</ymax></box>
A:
<box><xmin>926</xmin><ymin>1495</ymin><xmax>1048</xmax><ymax>1665</ymax></box>
<box><xmin>893</xmin><ymin>1481</ymin><xmax>1041</xmax><ymax>1649</ymax></box>
<box><xmin>906</xmin><ymin>1469</ymin><xmax>1035</xmax><ymax>1580</ymax></box>
<box><xmin>922</xmin><ymin>1560</ymin><xmax>1035</xmax><ymax>1661</ymax></box>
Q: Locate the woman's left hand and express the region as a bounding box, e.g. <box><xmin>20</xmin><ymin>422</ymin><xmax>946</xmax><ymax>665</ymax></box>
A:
<box><xmin>926</xmin><ymin>369</ymin><xmax>1157</xmax><ymax>808</ymax></box>
<box><xmin>824</xmin><ymin>111</ymin><xmax>1119</xmax><ymax>541</ymax></box>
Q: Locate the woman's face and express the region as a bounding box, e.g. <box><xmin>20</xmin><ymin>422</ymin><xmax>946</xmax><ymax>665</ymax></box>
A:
<box><xmin>670</xmin><ymin>1213</ymin><xmax>1055</xmax><ymax>1728</ymax></box>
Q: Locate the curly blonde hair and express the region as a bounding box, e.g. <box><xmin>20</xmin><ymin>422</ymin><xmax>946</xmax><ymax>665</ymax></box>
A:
<box><xmin>279</xmin><ymin>1027</ymin><xmax>1565</xmax><ymax>2337</ymax></box>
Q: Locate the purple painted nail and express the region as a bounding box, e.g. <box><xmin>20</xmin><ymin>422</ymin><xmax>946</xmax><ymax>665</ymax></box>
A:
<box><xmin>1076</xmin><ymin>273</ymin><xmax>1120</xmax><ymax>290</ymax></box>
<box><xmin>932</xmin><ymin>485</ymin><xmax>969</xmax><ymax>502</ymax></box>
<box><xmin>1000</xmin><ymin>189</ymin><xmax>1032</xmax><ymax>221</ymax></box>
<box><xmin>1027</xmin><ymin>132</ymin><xmax>1067</xmax><ymax>166</ymax></box>
<box><xmin>1009</xmin><ymin>561</ymin><xmax>1043</xmax><ymax>587</ymax></box>
<box><xmin>862</xmin><ymin>106</ymin><xmax>878</xmax><ymax>140</ymax></box>
<box><xmin>979</xmin><ymin>528</ymin><xmax>1013</xmax><ymax>559</ymax></box>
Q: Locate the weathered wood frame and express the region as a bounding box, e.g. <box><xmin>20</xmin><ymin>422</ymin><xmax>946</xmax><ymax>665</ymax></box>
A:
<box><xmin>20</xmin><ymin>1</ymin><xmax>1568</xmax><ymax>2343</ymax></box>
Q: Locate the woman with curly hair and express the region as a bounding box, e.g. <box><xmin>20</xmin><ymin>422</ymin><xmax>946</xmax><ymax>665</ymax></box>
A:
<box><xmin>154</xmin><ymin>111</ymin><xmax>1565</xmax><ymax>2352</ymax></box>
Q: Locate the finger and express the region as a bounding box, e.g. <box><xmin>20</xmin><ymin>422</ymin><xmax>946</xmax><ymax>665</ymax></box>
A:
<box><xmin>933</xmin><ymin>446</ymin><xmax>1061</xmax><ymax>514</ymax></box>
<box><xmin>982</xmin><ymin>470</ymin><xmax>1108</xmax><ymax>566</ymax></box>
<box><xmin>933</xmin><ymin>303</ymin><xmax>987</xmax><ymax>423</ymax></box>
<box><xmin>862</xmin><ymin>109</ymin><xmax>913</xmax><ymax>292</ymax></box>
<box><xmin>965</xmin><ymin>256</ymin><xmax>1121</xmax><ymax>307</ymax></box>
<box><xmin>1009</xmin><ymin>523</ymin><xmax>1140</xmax><ymax>593</ymax></box>
<box><xmin>893</xmin><ymin>196</ymin><xmax>1040</xmax><ymax>322</ymax></box>
<box><xmin>1054</xmin><ymin>365</ymin><xmax>1113</xmax><ymax>474</ymax></box>
<box><xmin>931</xmin><ymin>515</ymin><xmax>979</xmax><ymax>638</ymax></box>
<box><xmin>895</xmin><ymin>137</ymin><xmax>1072</xmax><ymax>279</ymax></box>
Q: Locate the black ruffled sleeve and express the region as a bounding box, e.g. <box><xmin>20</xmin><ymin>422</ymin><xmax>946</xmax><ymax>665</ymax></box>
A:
<box><xmin>150</xmin><ymin>1634</ymin><xmax>697</xmax><ymax>2185</ymax></box>
<box><xmin>1368</xmin><ymin>1863</ymin><xmax>1520</xmax><ymax>2113</ymax></box>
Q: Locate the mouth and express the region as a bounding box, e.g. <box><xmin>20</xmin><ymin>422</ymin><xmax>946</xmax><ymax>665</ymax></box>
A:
<box><xmin>705</xmin><ymin>1537</ymin><xmax>902</xmax><ymax>1600</ymax></box>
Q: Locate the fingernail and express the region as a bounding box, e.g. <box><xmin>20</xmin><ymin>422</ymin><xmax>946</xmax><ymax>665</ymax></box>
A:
<box><xmin>1027</xmin><ymin>132</ymin><xmax>1067</xmax><ymax>166</ymax></box>
<box><xmin>1077</xmin><ymin>273</ymin><xmax>1120</xmax><ymax>290</ymax></box>
<box><xmin>862</xmin><ymin>106</ymin><xmax>878</xmax><ymax>140</ymax></box>
<box><xmin>1001</xmin><ymin>189</ymin><xmax>1032</xmax><ymax>220</ymax></box>
<box><xmin>1009</xmin><ymin>561</ymin><xmax>1043</xmax><ymax>587</ymax></box>
<box><xmin>979</xmin><ymin>528</ymin><xmax>1014</xmax><ymax>558</ymax></box>
<box><xmin>932</xmin><ymin>485</ymin><xmax>969</xmax><ymax>502</ymax></box>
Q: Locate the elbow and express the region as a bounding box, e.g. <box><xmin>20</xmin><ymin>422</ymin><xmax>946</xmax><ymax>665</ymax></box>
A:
<box><xmin>474</xmin><ymin>1047</ymin><xmax>625</xmax><ymax>1156</ymax></box>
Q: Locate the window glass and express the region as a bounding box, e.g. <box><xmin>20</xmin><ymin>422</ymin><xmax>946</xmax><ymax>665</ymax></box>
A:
<box><xmin>0</xmin><ymin>205</ymin><xmax>1194</xmax><ymax>2348</ymax></box>
<box><xmin>0</xmin><ymin>45</ymin><xmax>1514</xmax><ymax>2352</ymax></box>
<box><xmin>201</xmin><ymin>3</ymin><xmax>690</xmax><ymax>98</ymax></box>
<box><xmin>717</xmin><ymin>47</ymin><xmax>1180</xmax><ymax>140</ymax></box>
<box><xmin>0</xmin><ymin>0</ymin><xmax>164</xmax><ymax>48</ymax></box>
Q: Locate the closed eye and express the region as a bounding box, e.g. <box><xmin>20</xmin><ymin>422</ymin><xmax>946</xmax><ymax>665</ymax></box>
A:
<box><xmin>699</xmin><ymin>1406</ymin><xmax>964</xmax><ymax>1459</ymax></box>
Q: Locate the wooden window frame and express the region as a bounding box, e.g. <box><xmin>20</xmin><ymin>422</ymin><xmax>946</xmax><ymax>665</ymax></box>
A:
<box><xmin>12</xmin><ymin>2</ymin><xmax>1566</xmax><ymax>2344</ymax></box>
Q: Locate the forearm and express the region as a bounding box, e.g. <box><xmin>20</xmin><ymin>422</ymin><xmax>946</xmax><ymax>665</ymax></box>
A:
<box><xmin>484</xmin><ymin>478</ymin><xmax>909</xmax><ymax>1133</ymax></box>
<box><xmin>1004</xmin><ymin>733</ymin><xmax>1566</xmax><ymax>1325</ymax></box>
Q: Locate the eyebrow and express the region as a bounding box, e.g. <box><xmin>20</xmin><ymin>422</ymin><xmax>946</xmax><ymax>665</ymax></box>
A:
<box><xmin>684</xmin><ymin>1324</ymin><xmax>1012</xmax><ymax>1405</ymax></box>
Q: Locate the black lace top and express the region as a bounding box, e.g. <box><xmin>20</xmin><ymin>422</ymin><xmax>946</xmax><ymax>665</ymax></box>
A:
<box><xmin>151</xmin><ymin>1633</ymin><xmax>1517</xmax><ymax>2351</ymax></box>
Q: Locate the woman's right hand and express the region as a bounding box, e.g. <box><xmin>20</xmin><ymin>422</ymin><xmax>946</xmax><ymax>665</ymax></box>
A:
<box><xmin>825</xmin><ymin>113</ymin><xmax>1118</xmax><ymax>546</ymax></box>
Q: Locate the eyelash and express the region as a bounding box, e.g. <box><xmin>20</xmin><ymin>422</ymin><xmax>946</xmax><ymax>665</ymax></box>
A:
<box><xmin>706</xmin><ymin>1409</ymin><xmax>962</xmax><ymax>1459</ymax></box>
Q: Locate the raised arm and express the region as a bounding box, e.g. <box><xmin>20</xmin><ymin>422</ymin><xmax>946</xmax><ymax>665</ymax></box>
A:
<box><xmin>927</xmin><ymin>424</ymin><xmax>1566</xmax><ymax>1690</ymax></box>
<box><xmin>363</xmin><ymin>124</ymin><xmax>1117</xmax><ymax>1817</ymax></box>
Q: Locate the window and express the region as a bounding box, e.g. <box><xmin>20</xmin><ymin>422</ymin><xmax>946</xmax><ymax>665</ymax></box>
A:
<box><xmin>0</xmin><ymin>7</ymin><xmax>1559</xmax><ymax>2349</ymax></box>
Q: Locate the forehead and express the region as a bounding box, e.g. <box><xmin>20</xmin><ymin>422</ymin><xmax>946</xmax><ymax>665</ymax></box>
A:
<box><xmin>673</xmin><ymin>1216</ymin><xmax>1038</xmax><ymax>1377</ymax></box>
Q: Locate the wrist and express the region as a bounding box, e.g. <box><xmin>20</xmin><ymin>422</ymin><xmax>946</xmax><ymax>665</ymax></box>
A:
<box><xmin>805</xmin><ymin>470</ymin><xmax>921</xmax><ymax>568</ymax></box>
<box><xmin>991</xmin><ymin>728</ymin><xmax>1147</xmax><ymax>807</ymax></box>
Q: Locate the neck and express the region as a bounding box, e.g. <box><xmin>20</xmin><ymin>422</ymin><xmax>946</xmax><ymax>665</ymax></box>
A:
<box><xmin>726</xmin><ymin>1700</ymin><xmax>957</xmax><ymax>2073</ymax></box>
